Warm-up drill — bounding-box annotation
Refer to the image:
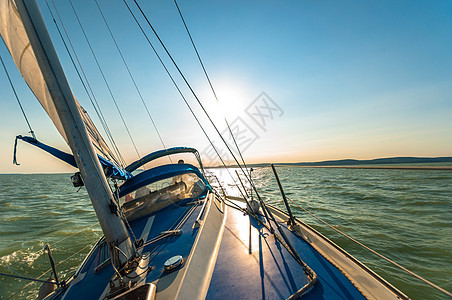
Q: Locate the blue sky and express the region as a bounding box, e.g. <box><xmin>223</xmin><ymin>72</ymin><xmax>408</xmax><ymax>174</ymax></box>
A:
<box><xmin>1</xmin><ymin>0</ymin><xmax>451</xmax><ymax>173</ymax></box>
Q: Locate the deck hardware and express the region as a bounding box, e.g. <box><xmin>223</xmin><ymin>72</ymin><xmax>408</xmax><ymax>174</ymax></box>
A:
<box><xmin>71</xmin><ymin>172</ymin><xmax>84</xmax><ymax>187</ymax></box>
<box><xmin>159</xmin><ymin>230</ymin><xmax>181</xmax><ymax>236</ymax></box>
<box><xmin>193</xmin><ymin>193</ymin><xmax>209</xmax><ymax>227</ymax></box>
<box><xmin>186</xmin><ymin>200</ymin><xmax>203</xmax><ymax>206</ymax></box>
<box><xmin>235</xmin><ymin>170</ymin><xmax>249</xmax><ymax>198</ymax></box>
<box><xmin>108</xmin><ymin>280</ymin><xmax>131</xmax><ymax>299</ymax></box>
<box><xmin>164</xmin><ymin>255</ymin><xmax>184</xmax><ymax>272</ymax></box>
<box><xmin>271</xmin><ymin>164</ymin><xmax>295</xmax><ymax>227</ymax></box>
<box><xmin>112</xmin><ymin>283</ymin><xmax>156</xmax><ymax>300</ymax></box>
<box><xmin>44</xmin><ymin>245</ymin><xmax>62</xmax><ymax>287</ymax></box>
<box><xmin>235</xmin><ymin>170</ymin><xmax>260</xmax><ymax>215</ymax></box>
<box><xmin>109</xmin><ymin>200</ymin><xmax>119</xmax><ymax>216</ymax></box>
<box><xmin>134</xmin><ymin>238</ymin><xmax>144</xmax><ymax>248</ymax></box>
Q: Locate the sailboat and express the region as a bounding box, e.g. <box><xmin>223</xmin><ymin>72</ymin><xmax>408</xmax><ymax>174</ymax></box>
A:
<box><xmin>0</xmin><ymin>0</ymin><xmax>413</xmax><ymax>299</ymax></box>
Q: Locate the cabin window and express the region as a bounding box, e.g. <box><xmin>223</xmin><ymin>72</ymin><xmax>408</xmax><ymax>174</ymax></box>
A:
<box><xmin>120</xmin><ymin>172</ymin><xmax>207</xmax><ymax>220</ymax></box>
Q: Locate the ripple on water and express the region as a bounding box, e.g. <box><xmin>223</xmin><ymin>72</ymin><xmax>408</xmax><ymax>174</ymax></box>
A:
<box><xmin>0</xmin><ymin>248</ymin><xmax>42</xmax><ymax>266</ymax></box>
<box><xmin>0</xmin><ymin>170</ymin><xmax>451</xmax><ymax>299</ymax></box>
<box><xmin>2</xmin><ymin>216</ymin><xmax>33</xmax><ymax>222</ymax></box>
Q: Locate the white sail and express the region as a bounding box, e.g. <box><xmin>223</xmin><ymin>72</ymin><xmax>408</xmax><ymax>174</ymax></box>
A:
<box><xmin>0</xmin><ymin>0</ymin><xmax>118</xmax><ymax>165</ymax></box>
<box><xmin>2</xmin><ymin>0</ymin><xmax>134</xmax><ymax>266</ymax></box>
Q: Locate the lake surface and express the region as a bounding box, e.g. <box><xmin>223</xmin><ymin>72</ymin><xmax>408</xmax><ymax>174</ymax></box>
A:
<box><xmin>0</xmin><ymin>167</ymin><xmax>451</xmax><ymax>299</ymax></box>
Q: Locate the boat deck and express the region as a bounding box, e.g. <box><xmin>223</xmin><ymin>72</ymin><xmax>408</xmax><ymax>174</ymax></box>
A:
<box><xmin>54</xmin><ymin>195</ymin><xmax>405</xmax><ymax>299</ymax></box>
<box><xmin>59</xmin><ymin>199</ymin><xmax>203</xmax><ymax>299</ymax></box>
<box><xmin>206</xmin><ymin>201</ymin><xmax>365</xmax><ymax>299</ymax></box>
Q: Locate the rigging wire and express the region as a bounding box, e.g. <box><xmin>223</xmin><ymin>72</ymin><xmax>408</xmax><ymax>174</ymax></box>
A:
<box><xmin>131</xmin><ymin>0</ymin><xmax>257</xmax><ymax>189</ymax></box>
<box><xmin>120</xmin><ymin>1</ymin><xmax>225</xmax><ymax>165</ymax></box>
<box><xmin>67</xmin><ymin>0</ymin><xmax>142</xmax><ymax>160</ymax></box>
<box><xmin>121</xmin><ymin>1</ymin><xmax>270</xmax><ymax>245</ymax></box>
<box><xmin>0</xmin><ymin>53</ymin><xmax>36</xmax><ymax>140</ymax></box>
<box><xmin>121</xmin><ymin>0</ymin><xmax>247</xmax><ymax>205</ymax></box>
<box><xmin>130</xmin><ymin>0</ymin><xmax>272</xmax><ymax>228</ymax></box>
<box><xmin>172</xmin><ymin>2</ymin><xmax>261</xmax><ymax>233</ymax></box>
<box><xmin>94</xmin><ymin>0</ymin><xmax>171</xmax><ymax>163</ymax></box>
<box><xmin>173</xmin><ymin>0</ymin><xmax>251</xmax><ymax>176</ymax></box>
<box><xmin>111</xmin><ymin>181</ymin><xmax>139</xmax><ymax>244</ymax></box>
<box><xmin>46</xmin><ymin>0</ymin><xmax>126</xmax><ymax>166</ymax></box>
<box><xmin>124</xmin><ymin>0</ymin><xmax>273</xmax><ymax>232</ymax></box>
<box><xmin>0</xmin><ymin>272</ymin><xmax>57</xmax><ymax>285</ymax></box>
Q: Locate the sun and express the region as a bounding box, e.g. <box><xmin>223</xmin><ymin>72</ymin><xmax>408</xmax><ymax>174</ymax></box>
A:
<box><xmin>202</xmin><ymin>79</ymin><xmax>249</xmax><ymax>122</ymax></box>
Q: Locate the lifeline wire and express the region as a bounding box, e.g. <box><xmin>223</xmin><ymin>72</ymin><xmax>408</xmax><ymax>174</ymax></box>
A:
<box><xmin>7</xmin><ymin>240</ymin><xmax>97</xmax><ymax>299</ymax></box>
<box><xmin>287</xmin><ymin>196</ymin><xmax>452</xmax><ymax>298</ymax></box>
<box><xmin>0</xmin><ymin>223</ymin><xmax>100</xmax><ymax>297</ymax></box>
<box><xmin>4</xmin><ymin>222</ymin><xmax>98</xmax><ymax>270</ymax></box>
<box><xmin>0</xmin><ymin>273</ymin><xmax>56</xmax><ymax>285</ymax></box>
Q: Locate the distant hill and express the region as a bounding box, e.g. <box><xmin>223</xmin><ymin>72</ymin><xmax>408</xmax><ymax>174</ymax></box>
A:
<box><xmin>212</xmin><ymin>156</ymin><xmax>452</xmax><ymax>168</ymax></box>
<box><xmin>275</xmin><ymin>157</ymin><xmax>452</xmax><ymax>167</ymax></box>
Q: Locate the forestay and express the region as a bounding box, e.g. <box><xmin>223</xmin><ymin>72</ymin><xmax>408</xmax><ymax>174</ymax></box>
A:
<box><xmin>0</xmin><ymin>0</ymin><xmax>118</xmax><ymax>165</ymax></box>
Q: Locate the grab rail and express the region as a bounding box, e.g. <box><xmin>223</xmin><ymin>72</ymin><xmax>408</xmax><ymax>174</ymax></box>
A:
<box><xmin>194</xmin><ymin>191</ymin><xmax>210</xmax><ymax>227</ymax></box>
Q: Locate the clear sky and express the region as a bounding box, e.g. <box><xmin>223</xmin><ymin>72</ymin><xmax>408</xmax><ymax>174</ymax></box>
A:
<box><xmin>1</xmin><ymin>0</ymin><xmax>451</xmax><ymax>173</ymax></box>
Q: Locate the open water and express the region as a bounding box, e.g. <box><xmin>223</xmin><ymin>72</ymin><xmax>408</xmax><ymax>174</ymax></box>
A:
<box><xmin>0</xmin><ymin>167</ymin><xmax>451</xmax><ymax>299</ymax></box>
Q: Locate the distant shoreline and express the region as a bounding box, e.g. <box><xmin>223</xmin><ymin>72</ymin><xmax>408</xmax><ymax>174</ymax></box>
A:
<box><xmin>218</xmin><ymin>156</ymin><xmax>452</xmax><ymax>170</ymax></box>
<box><xmin>273</xmin><ymin>165</ymin><xmax>452</xmax><ymax>170</ymax></box>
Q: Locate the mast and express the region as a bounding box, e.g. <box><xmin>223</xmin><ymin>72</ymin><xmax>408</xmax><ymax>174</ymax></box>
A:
<box><xmin>13</xmin><ymin>0</ymin><xmax>133</xmax><ymax>266</ymax></box>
